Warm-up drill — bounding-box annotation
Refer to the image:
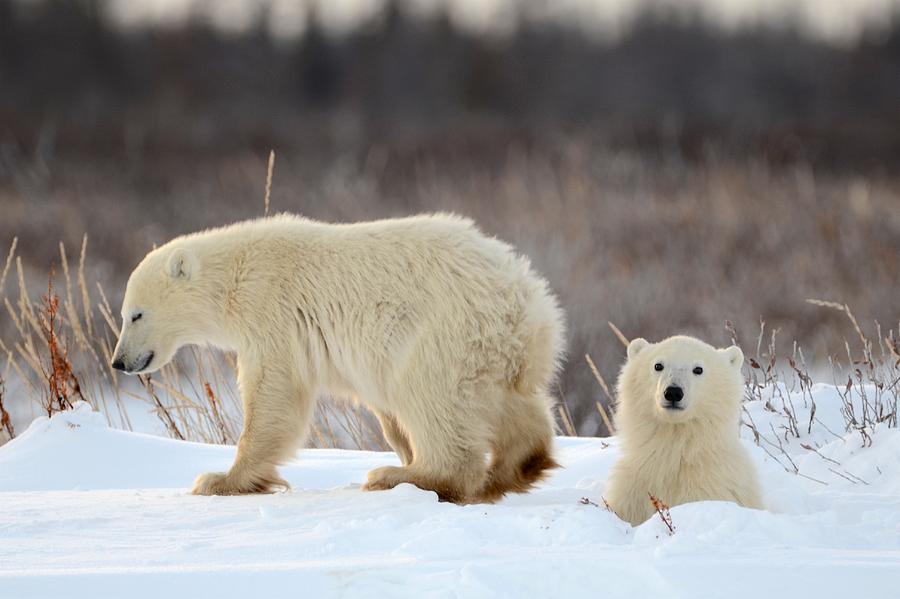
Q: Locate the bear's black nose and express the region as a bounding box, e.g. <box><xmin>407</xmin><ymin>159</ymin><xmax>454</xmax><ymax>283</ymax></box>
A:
<box><xmin>664</xmin><ymin>385</ymin><xmax>683</xmax><ymax>403</ymax></box>
<box><xmin>111</xmin><ymin>358</ymin><xmax>126</xmax><ymax>371</ymax></box>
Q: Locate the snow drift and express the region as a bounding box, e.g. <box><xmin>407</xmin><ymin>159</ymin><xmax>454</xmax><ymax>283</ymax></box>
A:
<box><xmin>1</xmin><ymin>386</ymin><xmax>899</xmax><ymax>598</ymax></box>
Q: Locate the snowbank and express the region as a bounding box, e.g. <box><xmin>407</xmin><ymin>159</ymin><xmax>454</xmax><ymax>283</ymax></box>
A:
<box><xmin>1</xmin><ymin>390</ymin><xmax>898</xmax><ymax>598</ymax></box>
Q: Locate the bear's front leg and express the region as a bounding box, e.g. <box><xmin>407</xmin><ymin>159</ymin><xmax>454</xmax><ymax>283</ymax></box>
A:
<box><xmin>191</xmin><ymin>357</ymin><xmax>314</xmax><ymax>496</ymax></box>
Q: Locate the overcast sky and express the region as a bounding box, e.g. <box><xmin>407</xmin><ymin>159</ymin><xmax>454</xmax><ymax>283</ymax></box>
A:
<box><xmin>103</xmin><ymin>0</ymin><xmax>900</xmax><ymax>43</ymax></box>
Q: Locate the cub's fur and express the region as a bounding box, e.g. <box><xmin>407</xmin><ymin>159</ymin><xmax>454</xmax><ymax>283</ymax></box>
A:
<box><xmin>605</xmin><ymin>335</ymin><xmax>762</xmax><ymax>525</ymax></box>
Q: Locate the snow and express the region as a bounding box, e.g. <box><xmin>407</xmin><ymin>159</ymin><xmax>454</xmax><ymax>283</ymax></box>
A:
<box><xmin>2</xmin><ymin>389</ymin><xmax>899</xmax><ymax>599</ymax></box>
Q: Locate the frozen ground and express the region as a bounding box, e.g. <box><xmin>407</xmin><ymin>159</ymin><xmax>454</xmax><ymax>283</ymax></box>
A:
<box><xmin>1</xmin><ymin>386</ymin><xmax>899</xmax><ymax>599</ymax></box>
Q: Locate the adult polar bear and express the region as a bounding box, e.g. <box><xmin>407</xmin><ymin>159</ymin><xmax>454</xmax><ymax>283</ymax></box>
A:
<box><xmin>111</xmin><ymin>213</ymin><xmax>564</xmax><ymax>503</ymax></box>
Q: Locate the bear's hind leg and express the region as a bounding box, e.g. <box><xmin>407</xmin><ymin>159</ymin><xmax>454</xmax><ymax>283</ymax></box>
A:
<box><xmin>373</xmin><ymin>409</ymin><xmax>414</xmax><ymax>466</ymax></box>
<box><xmin>362</xmin><ymin>446</ymin><xmax>488</xmax><ymax>504</ymax></box>
<box><xmin>363</xmin><ymin>400</ymin><xmax>490</xmax><ymax>504</ymax></box>
<box><xmin>192</xmin><ymin>359</ymin><xmax>313</xmax><ymax>496</ymax></box>
<box><xmin>480</xmin><ymin>391</ymin><xmax>559</xmax><ymax>502</ymax></box>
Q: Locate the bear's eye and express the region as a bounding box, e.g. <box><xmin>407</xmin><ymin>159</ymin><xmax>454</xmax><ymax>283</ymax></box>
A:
<box><xmin>693</xmin><ymin>366</ymin><xmax>703</xmax><ymax>375</ymax></box>
<box><xmin>654</xmin><ymin>363</ymin><xmax>664</xmax><ymax>372</ymax></box>
<box><xmin>131</xmin><ymin>312</ymin><xmax>143</xmax><ymax>324</ymax></box>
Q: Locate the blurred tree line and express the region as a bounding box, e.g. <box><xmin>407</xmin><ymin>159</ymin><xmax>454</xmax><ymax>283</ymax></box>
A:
<box><xmin>1</xmin><ymin>0</ymin><xmax>899</xmax><ymax>168</ymax></box>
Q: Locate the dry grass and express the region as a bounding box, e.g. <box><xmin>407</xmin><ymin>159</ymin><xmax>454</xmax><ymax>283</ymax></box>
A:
<box><xmin>2</xmin><ymin>237</ymin><xmax>897</xmax><ymax>454</ymax></box>
<box><xmin>584</xmin><ymin>353</ymin><xmax>616</xmax><ymax>434</ymax></box>
<box><xmin>263</xmin><ymin>150</ymin><xmax>276</xmax><ymax>218</ymax></box>
<box><xmin>2</xmin><ymin>138</ymin><xmax>898</xmax><ymax>448</ymax></box>
<box><xmin>735</xmin><ymin>307</ymin><xmax>899</xmax><ymax>443</ymax></box>
<box><xmin>729</xmin><ymin>307</ymin><xmax>898</xmax><ymax>487</ymax></box>
<box><xmin>807</xmin><ymin>300</ymin><xmax>900</xmax><ymax>436</ymax></box>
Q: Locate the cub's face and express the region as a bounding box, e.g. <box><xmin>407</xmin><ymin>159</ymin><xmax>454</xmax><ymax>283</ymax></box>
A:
<box><xmin>111</xmin><ymin>247</ymin><xmax>199</xmax><ymax>375</ymax></box>
<box><xmin>621</xmin><ymin>336</ymin><xmax>744</xmax><ymax>424</ymax></box>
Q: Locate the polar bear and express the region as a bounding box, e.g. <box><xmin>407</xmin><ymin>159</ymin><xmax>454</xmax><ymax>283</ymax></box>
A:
<box><xmin>111</xmin><ymin>213</ymin><xmax>564</xmax><ymax>503</ymax></box>
<box><xmin>604</xmin><ymin>335</ymin><xmax>762</xmax><ymax>526</ymax></box>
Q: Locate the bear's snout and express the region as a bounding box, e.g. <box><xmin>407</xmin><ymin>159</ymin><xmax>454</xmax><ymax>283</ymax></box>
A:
<box><xmin>663</xmin><ymin>385</ymin><xmax>684</xmax><ymax>406</ymax></box>
<box><xmin>110</xmin><ymin>351</ymin><xmax>154</xmax><ymax>374</ymax></box>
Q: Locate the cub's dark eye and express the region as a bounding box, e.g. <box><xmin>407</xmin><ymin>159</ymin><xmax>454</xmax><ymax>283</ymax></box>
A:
<box><xmin>693</xmin><ymin>366</ymin><xmax>703</xmax><ymax>375</ymax></box>
<box><xmin>131</xmin><ymin>312</ymin><xmax>143</xmax><ymax>323</ymax></box>
<box><xmin>654</xmin><ymin>363</ymin><xmax>664</xmax><ymax>372</ymax></box>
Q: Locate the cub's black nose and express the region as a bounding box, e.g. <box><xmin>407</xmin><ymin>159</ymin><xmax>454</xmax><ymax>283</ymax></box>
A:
<box><xmin>664</xmin><ymin>385</ymin><xmax>684</xmax><ymax>403</ymax></box>
<box><xmin>111</xmin><ymin>358</ymin><xmax>126</xmax><ymax>371</ymax></box>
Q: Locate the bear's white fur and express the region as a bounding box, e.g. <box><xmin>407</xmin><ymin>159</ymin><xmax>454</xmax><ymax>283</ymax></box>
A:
<box><xmin>112</xmin><ymin>213</ymin><xmax>564</xmax><ymax>503</ymax></box>
<box><xmin>604</xmin><ymin>335</ymin><xmax>762</xmax><ymax>525</ymax></box>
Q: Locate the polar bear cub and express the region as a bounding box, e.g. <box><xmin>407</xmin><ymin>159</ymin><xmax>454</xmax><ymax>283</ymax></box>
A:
<box><xmin>604</xmin><ymin>335</ymin><xmax>762</xmax><ymax>525</ymax></box>
<box><xmin>111</xmin><ymin>213</ymin><xmax>564</xmax><ymax>504</ymax></box>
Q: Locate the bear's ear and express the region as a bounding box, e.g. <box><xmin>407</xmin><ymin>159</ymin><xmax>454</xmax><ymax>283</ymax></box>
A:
<box><xmin>627</xmin><ymin>338</ymin><xmax>649</xmax><ymax>360</ymax></box>
<box><xmin>722</xmin><ymin>345</ymin><xmax>744</xmax><ymax>369</ymax></box>
<box><xmin>166</xmin><ymin>248</ymin><xmax>197</xmax><ymax>281</ymax></box>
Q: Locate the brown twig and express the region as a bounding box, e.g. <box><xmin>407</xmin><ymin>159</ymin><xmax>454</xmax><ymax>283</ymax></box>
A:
<box><xmin>0</xmin><ymin>375</ymin><xmax>14</xmax><ymax>439</ymax></box>
<box><xmin>39</xmin><ymin>267</ymin><xmax>85</xmax><ymax>415</ymax></box>
<box><xmin>204</xmin><ymin>382</ymin><xmax>230</xmax><ymax>444</ymax></box>
<box><xmin>649</xmin><ymin>494</ymin><xmax>675</xmax><ymax>535</ymax></box>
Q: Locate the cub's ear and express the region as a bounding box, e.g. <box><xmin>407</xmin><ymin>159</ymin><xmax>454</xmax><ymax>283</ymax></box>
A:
<box><xmin>627</xmin><ymin>338</ymin><xmax>649</xmax><ymax>360</ymax></box>
<box><xmin>166</xmin><ymin>248</ymin><xmax>198</xmax><ymax>281</ymax></box>
<box><xmin>722</xmin><ymin>345</ymin><xmax>744</xmax><ymax>368</ymax></box>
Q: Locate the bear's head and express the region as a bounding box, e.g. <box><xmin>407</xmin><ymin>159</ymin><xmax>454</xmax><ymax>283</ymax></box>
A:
<box><xmin>111</xmin><ymin>245</ymin><xmax>204</xmax><ymax>374</ymax></box>
<box><xmin>617</xmin><ymin>335</ymin><xmax>744</xmax><ymax>426</ymax></box>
